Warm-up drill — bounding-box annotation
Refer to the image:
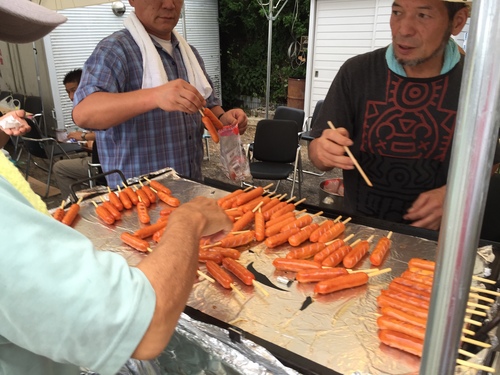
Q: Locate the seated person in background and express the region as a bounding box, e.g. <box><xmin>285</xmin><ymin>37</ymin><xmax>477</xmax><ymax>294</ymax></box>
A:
<box><xmin>54</xmin><ymin>68</ymin><xmax>98</xmax><ymax>200</ymax></box>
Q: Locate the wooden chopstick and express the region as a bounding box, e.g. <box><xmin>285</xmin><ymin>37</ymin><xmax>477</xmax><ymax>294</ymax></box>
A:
<box><xmin>327</xmin><ymin>121</ymin><xmax>373</xmax><ymax>187</ymax></box>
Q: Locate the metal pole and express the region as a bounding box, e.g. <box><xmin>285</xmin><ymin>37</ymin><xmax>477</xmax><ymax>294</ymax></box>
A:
<box><xmin>265</xmin><ymin>0</ymin><xmax>273</xmax><ymax>119</ymax></box>
<box><xmin>32</xmin><ymin>42</ymin><xmax>47</xmax><ymax>136</ymax></box>
<box><xmin>420</xmin><ymin>0</ymin><xmax>500</xmax><ymax>373</ymax></box>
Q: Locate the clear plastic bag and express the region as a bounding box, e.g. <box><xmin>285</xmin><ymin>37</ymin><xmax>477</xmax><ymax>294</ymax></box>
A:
<box><xmin>219</xmin><ymin>122</ymin><xmax>251</xmax><ymax>182</ymax></box>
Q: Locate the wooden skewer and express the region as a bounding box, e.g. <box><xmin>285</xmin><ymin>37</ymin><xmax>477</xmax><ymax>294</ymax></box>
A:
<box><xmin>465</xmin><ymin>308</ymin><xmax>487</xmax><ymax>317</ymax></box>
<box><xmin>470</xmin><ymin>286</ymin><xmax>500</xmax><ymax>297</ymax></box>
<box><xmin>366</xmin><ymin>234</ymin><xmax>375</xmax><ymax>242</ymax></box>
<box><xmin>198</xmin><ymin>108</ymin><xmax>205</xmax><ymax>117</ymax></box>
<box><xmin>457</xmin><ymin>349</ymin><xmax>477</xmax><ymax>358</ymax></box>
<box><xmin>456</xmin><ymin>358</ymin><xmax>495</xmax><ymax>373</ymax></box>
<box><xmin>367</xmin><ymin>268</ymin><xmax>392</xmax><ymax>277</ymax></box>
<box><xmin>293</xmin><ymin>197</ymin><xmax>307</xmax><ymax>206</ymax></box>
<box><xmin>230</xmin><ymin>283</ymin><xmax>245</xmax><ymax>299</ymax></box>
<box><xmin>76</xmin><ymin>196</ymin><xmax>84</xmax><ymax>205</ymax></box>
<box><xmin>327</xmin><ymin>121</ymin><xmax>373</xmax><ymax>187</ymax></box>
<box><xmin>460</xmin><ymin>336</ymin><xmax>491</xmax><ymax>348</ymax></box>
<box><xmin>462</xmin><ymin>327</ymin><xmax>475</xmax><ymax>336</ymax></box>
<box><xmin>146</xmin><ymin>247</ymin><xmax>153</xmax><ymax>253</ymax></box>
<box><xmin>263</xmin><ymin>183</ymin><xmax>274</xmax><ymax>190</ymax></box>
<box><xmin>285</xmin><ymin>196</ymin><xmax>296</xmax><ymax>203</ymax></box>
<box><xmin>333</xmin><ymin>215</ymin><xmax>342</xmax><ymax>222</ymax></box>
<box><xmin>469</xmin><ymin>293</ymin><xmax>495</xmax><ymax>304</ymax></box>
<box><xmin>252</xmin><ymin>280</ymin><xmax>269</xmax><ymax>297</ymax></box>
<box><xmin>325</xmin><ymin>233</ymin><xmax>355</xmax><ymax>246</ymax></box>
<box><xmin>347</xmin><ymin>267</ymin><xmax>381</xmax><ymax>274</ymax></box>
<box><xmin>473</xmin><ymin>275</ymin><xmax>496</xmax><ymax>285</ymax></box>
<box><xmin>463</xmin><ymin>317</ymin><xmax>483</xmax><ymax>327</ymax></box>
<box><xmin>197</xmin><ymin>270</ymin><xmax>215</xmax><ymax>283</ymax></box>
<box><xmin>387</xmin><ymin>231</ymin><xmax>393</xmax><ymax>239</ymax></box>
<box><xmin>252</xmin><ymin>201</ymin><xmax>265</xmax><ymax>213</ymax></box>
<box><xmin>467</xmin><ymin>301</ymin><xmax>491</xmax><ymax>311</ymax></box>
<box><xmin>278</xmin><ymin>194</ymin><xmax>287</xmax><ymax>201</ymax></box>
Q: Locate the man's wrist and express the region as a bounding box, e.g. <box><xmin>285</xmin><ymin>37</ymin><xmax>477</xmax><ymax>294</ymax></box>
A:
<box><xmin>217</xmin><ymin>112</ymin><xmax>225</xmax><ymax>120</ymax></box>
<box><xmin>81</xmin><ymin>132</ymin><xmax>87</xmax><ymax>141</ymax></box>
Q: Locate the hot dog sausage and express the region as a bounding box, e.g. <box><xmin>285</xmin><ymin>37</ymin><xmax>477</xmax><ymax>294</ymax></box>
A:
<box><xmin>217</xmin><ymin>189</ymin><xmax>244</xmax><ymax>206</ymax></box>
<box><xmin>137</xmin><ymin>201</ymin><xmax>150</xmax><ymax>224</ymax></box>
<box><xmin>342</xmin><ymin>240</ymin><xmax>370</xmax><ymax>269</ymax></box>
<box><xmin>123</xmin><ymin>185</ymin><xmax>139</xmax><ymax>205</ymax></box>
<box><xmin>206</xmin><ymin>260</ymin><xmax>233</xmax><ymax>289</ymax></box>
<box><xmin>95</xmin><ymin>204</ymin><xmax>115</xmax><ymax>225</ymax></box>
<box><xmin>378</xmin><ymin>329</ymin><xmax>423</xmax><ymax>357</ymax></box>
<box><xmin>296</xmin><ymin>267</ymin><xmax>348</xmax><ymax>283</ymax></box>
<box><xmin>408</xmin><ymin>258</ymin><xmax>435</xmax><ymax>272</ymax></box>
<box><xmin>269</xmin><ymin>203</ymin><xmax>295</xmax><ymax>221</ymax></box>
<box><xmin>280</xmin><ymin>214</ymin><xmax>313</xmax><ymax>233</ymax></box>
<box><xmin>152</xmin><ymin>226</ymin><xmax>166</xmax><ymax>243</ymax></box>
<box><xmin>265</xmin><ymin>211</ymin><xmax>296</xmax><ymax>228</ymax></box>
<box><xmin>52</xmin><ymin>200</ymin><xmax>65</xmax><ymax>222</ymax></box>
<box><xmin>219</xmin><ymin>231</ymin><xmax>255</xmax><ymax>248</ymax></box>
<box><xmin>135</xmin><ymin>187</ymin><xmax>151</xmax><ymax>207</ymax></box>
<box><xmin>203</xmin><ymin>107</ymin><xmax>224</xmax><ymax>130</ymax></box>
<box><xmin>377</xmin><ymin>316</ymin><xmax>426</xmax><ymax>341</ymax></box>
<box><xmin>133</xmin><ymin>220</ymin><xmax>168</xmax><ymax>239</ymax></box>
<box><xmin>314</xmin><ymin>272</ymin><xmax>369</xmax><ymax>295</ymax></box>
<box><xmin>317</xmin><ymin>221</ymin><xmax>346</xmax><ymax>243</ymax></box>
<box><xmin>222</xmin><ymin>257</ymin><xmax>255</xmax><ymax>286</ymax></box>
<box><xmin>149</xmin><ymin>180</ymin><xmax>171</xmax><ymax>195</ymax></box>
<box><xmin>117</xmin><ymin>186</ymin><xmax>133</xmax><ymax>210</ymax></box>
<box><xmin>392</xmin><ymin>277</ymin><xmax>432</xmax><ymax>294</ymax></box>
<box><xmin>231</xmin><ymin>210</ymin><xmax>255</xmax><ymax>232</ymax></box>
<box><xmin>61</xmin><ymin>202</ymin><xmax>80</xmax><ymax>226</ymax></box>
<box><xmin>369</xmin><ymin>236</ymin><xmax>391</xmax><ymax>266</ymax></box>
<box><xmin>313</xmin><ymin>238</ymin><xmax>346</xmax><ymax>264</ymax></box>
<box><xmin>321</xmin><ymin>244</ymin><xmax>353</xmax><ymax>268</ymax></box>
<box><xmin>263</xmin><ymin>201</ymin><xmax>287</xmax><ymax>220</ymax></box>
<box><xmin>286</xmin><ymin>242</ymin><xmax>326</xmax><ymax>260</ymax></box>
<box><xmin>157</xmin><ymin>190</ymin><xmax>181</xmax><ymax>207</ymax></box>
<box><xmin>265</xmin><ymin>216</ymin><xmax>297</xmax><ymax>237</ymax></box>
<box><xmin>380</xmin><ymin>306</ymin><xmax>427</xmax><ymax>329</ymax></box>
<box><xmin>234</xmin><ymin>186</ymin><xmax>264</xmax><ymax>207</ymax></box>
<box><xmin>288</xmin><ymin>223</ymin><xmax>320</xmax><ymax>247</ymax></box>
<box><xmin>388</xmin><ymin>282</ymin><xmax>431</xmax><ymax>302</ymax></box>
<box><xmin>272</xmin><ymin>258</ymin><xmax>322</xmax><ymax>272</ymax></box>
<box><xmin>381</xmin><ymin>289</ymin><xmax>430</xmax><ymax>310</ymax></box>
<box><xmin>309</xmin><ymin>220</ymin><xmax>335</xmax><ymax>242</ymax></box>
<box><xmin>264</xmin><ymin>228</ymin><xmax>301</xmax><ymax>249</ymax></box>
<box><xmin>199</xmin><ymin>250</ymin><xmax>223</xmax><ymax>264</ymax></box>
<box><xmin>241</xmin><ymin>196</ymin><xmax>271</xmax><ymax>213</ymax></box>
<box><xmin>377</xmin><ymin>294</ymin><xmax>428</xmax><ymax>319</ymax></box>
<box><xmin>101</xmin><ymin>200</ymin><xmax>122</xmax><ymax>221</ymax></box>
<box><xmin>140</xmin><ymin>184</ymin><xmax>157</xmax><ymax>203</ymax></box>
<box><xmin>201</xmin><ymin>116</ymin><xmax>219</xmax><ymax>143</ymax></box>
<box><xmin>254</xmin><ymin>210</ymin><xmax>266</xmax><ymax>242</ymax></box>
<box><xmin>401</xmin><ymin>270</ymin><xmax>433</xmax><ymax>287</ymax></box>
<box><xmin>260</xmin><ymin>197</ymin><xmax>282</xmax><ymax>216</ymax></box>
<box><xmin>212</xmin><ymin>247</ymin><xmax>241</xmax><ymax>260</ymax></box>
<box><xmin>120</xmin><ymin>232</ymin><xmax>150</xmax><ymax>253</ymax></box>
<box><xmin>108</xmin><ymin>190</ymin><xmax>124</xmax><ymax>211</ymax></box>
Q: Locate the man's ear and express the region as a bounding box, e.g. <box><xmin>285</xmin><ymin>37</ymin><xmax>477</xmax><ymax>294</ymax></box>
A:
<box><xmin>451</xmin><ymin>7</ymin><xmax>469</xmax><ymax>36</ymax></box>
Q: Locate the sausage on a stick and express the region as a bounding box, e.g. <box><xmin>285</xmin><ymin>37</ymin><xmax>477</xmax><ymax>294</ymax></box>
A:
<box><xmin>222</xmin><ymin>257</ymin><xmax>255</xmax><ymax>286</ymax></box>
<box><xmin>342</xmin><ymin>235</ymin><xmax>373</xmax><ymax>269</ymax></box>
<box><xmin>273</xmin><ymin>258</ymin><xmax>321</xmax><ymax>272</ymax></box>
<box><xmin>314</xmin><ymin>272</ymin><xmax>368</xmax><ymax>295</ymax></box>
<box><xmin>265</xmin><ymin>228</ymin><xmax>301</xmax><ymax>249</ymax></box>
<box><xmin>61</xmin><ymin>197</ymin><xmax>83</xmax><ymax>226</ymax></box>
<box><xmin>369</xmin><ymin>231</ymin><xmax>393</xmax><ymax>266</ymax></box>
<box><xmin>116</xmin><ymin>185</ymin><xmax>133</xmax><ymax>210</ymax></box>
<box><xmin>296</xmin><ymin>267</ymin><xmax>348</xmax><ymax>283</ymax></box>
<box><xmin>288</xmin><ymin>222</ymin><xmax>320</xmax><ymax>247</ymax></box>
<box><xmin>120</xmin><ymin>232</ymin><xmax>151</xmax><ymax>253</ymax></box>
<box><xmin>52</xmin><ymin>200</ymin><xmax>66</xmax><ymax>222</ymax></box>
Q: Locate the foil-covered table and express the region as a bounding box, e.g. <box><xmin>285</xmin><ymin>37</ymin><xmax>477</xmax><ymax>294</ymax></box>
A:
<box><xmin>70</xmin><ymin>170</ymin><xmax>498</xmax><ymax>375</ymax></box>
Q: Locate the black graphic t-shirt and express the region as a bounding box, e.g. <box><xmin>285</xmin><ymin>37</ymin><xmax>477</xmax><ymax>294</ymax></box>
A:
<box><xmin>310</xmin><ymin>47</ymin><xmax>463</xmax><ymax>223</ymax></box>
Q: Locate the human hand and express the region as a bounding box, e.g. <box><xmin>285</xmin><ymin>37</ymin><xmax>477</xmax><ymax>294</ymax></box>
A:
<box><xmin>308</xmin><ymin>127</ymin><xmax>354</xmax><ymax>170</ymax></box>
<box><xmin>0</xmin><ymin>110</ymin><xmax>31</xmax><ymax>136</ymax></box>
<box><xmin>171</xmin><ymin>196</ymin><xmax>232</xmax><ymax>241</ymax></box>
<box><xmin>222</xmin><ymin>108</ymin><xmax>248</xmax><ymax>135</ymax></box>
<box><xmin>155</xmin><ymin>79</ymin><xmax>206</xmax><ymax>114</ymax></box>
<box><xmin>403</xmin><ymin>186</ymin><xmax>446</xmax><ymax>230</ymax></box>
<box><xmin>67</xmin><ymin>131</ymin><xmax>83</xmax><ymax>141</ymax></box>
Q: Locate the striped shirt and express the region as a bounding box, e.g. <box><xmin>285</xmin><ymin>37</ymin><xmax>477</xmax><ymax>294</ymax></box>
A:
<box><xmin>74</xmin><ymin>29</ymin><xmax>221</xmax><ymax>187</ymax></box>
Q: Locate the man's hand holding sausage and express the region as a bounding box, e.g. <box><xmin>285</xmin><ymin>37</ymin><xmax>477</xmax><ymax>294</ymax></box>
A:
<box><xmin>308</xmin><ymin>127</ymin><xmax>355</xmax><ymax>171</ymax></box>
<box><xmin>132</xmin><ymin>196</ymin><xmax>232</xmax><ymax>360</ymax></box>
<box><xmin>403</xmin><ymin>185</ymin><xmax>446</xmax><ymax>231</ymax></box>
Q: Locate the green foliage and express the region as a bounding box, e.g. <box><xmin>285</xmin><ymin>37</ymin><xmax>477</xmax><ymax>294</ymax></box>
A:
<box><xmin>218</xmin><ymin>0</ymin><xmax>310</xmax><ymax>109</ymax></box>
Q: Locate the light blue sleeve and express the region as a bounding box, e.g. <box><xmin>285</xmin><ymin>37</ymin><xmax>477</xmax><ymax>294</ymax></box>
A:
<box><xmin>0</xmin><ymin>177</ymin><xmax>156</xmax><ymax>375</ymax></box>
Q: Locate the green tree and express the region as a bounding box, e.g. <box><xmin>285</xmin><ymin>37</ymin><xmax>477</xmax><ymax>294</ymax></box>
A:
<box><xmin>218</xmin><ymin>0</ymin><xmax>310</xmax><ymax>109</ymax></box>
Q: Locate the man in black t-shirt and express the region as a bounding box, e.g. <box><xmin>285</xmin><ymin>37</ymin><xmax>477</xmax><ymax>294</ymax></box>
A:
<box><xmin>309</xmin><ymin>0</ymin><xmax>472</xmax><ymax>230</ymax></box>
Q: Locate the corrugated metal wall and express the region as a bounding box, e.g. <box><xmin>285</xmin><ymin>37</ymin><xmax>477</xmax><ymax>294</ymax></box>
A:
<box><xmin>45</xmin><ymin>0</ymin><xmax>221</xmax><ymax>130</ymax></box>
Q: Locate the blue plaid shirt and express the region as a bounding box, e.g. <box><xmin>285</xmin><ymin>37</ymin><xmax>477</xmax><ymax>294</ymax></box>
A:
<box><xmin>74</xmin><ymin>29</ymin><xmax>221</xmax><ymax>187</ymax></box>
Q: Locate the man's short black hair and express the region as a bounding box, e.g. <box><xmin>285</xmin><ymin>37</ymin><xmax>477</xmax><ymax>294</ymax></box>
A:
<box><xmin>444</xmin><ymin>2</ymin><xmax>469</xmax><ymax>21</ymax></box>
<box><xmin>63</xmin><ymin>68</ymin><xmax>82</xmax><ymax>85</ymax></box>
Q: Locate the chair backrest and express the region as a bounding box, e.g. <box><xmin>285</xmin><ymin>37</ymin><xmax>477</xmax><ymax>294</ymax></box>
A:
<box><xmin>253</xmin><ymin>119</ymin><xmax>299</xmax><ymax>163</ymax></box>
<box><xmin>310</xmin><ymin>99</ymin><xmax>324</xmax><ymax>129</ymax></box>
<box><xmin>274</xmin><ymin>106</ymin><xmax>305</xmax><ymax>133</ymax></box>
<box><xmin>12</xmin><ymin>93</ymin><xmax>25</xmax><ymax>109</ymax></box>
<box><xmin>21</xmin><ymin>118</ymin><xmax>49</xmax><ymax>159</ymax></box>
<box><xmin>24</xmin><ymin>96</ymin><xmax>42</xmax><ymax>115</ymax></box>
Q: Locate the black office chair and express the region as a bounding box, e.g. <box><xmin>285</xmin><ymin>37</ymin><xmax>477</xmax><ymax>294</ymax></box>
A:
<box><xmin>24</xmin><ymin>96</ymin><xmax>44</xmax><ymax>134</ymax></box>
<box><xmin>302</xmin><ymin>99</ymin><xmax>324</xmax><ymax>140</ymax></box>
<box><xmin>88</xmin><ymin>141</ymin><xmax>107</xmax><ymax>187</ymax></box>
<box><xmin>21</xmin><ymin>118</ymin><xmax>84</xmax><ymax>198</ymax></box>
<box><xmin>249</xmin><ymin>119</ymin><xmax>302</xmax><ymax>198</ymax></box>
<box><xmin>274</xmin><ymin>106</ymin><xmax>306</xmax><ymax>134</ymax></box>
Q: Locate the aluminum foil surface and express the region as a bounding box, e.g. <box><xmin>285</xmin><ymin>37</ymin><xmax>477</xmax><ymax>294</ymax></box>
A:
<box><xmin>68</xmin><ymin>170</ymin><xmax>496</xmax><ymax>375</ymax></box>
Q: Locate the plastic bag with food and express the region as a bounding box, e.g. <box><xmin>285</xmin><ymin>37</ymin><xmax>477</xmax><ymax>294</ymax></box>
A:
<box><xmin>219</xmin><ymin>122</ymin><xmax>251</xmax><ymax>181</ymax></box>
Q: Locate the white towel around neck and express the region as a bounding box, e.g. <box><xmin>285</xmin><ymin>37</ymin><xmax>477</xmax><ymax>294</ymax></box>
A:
<box><xmin>123</xmin><ymin>11</ymin><xmax>213</xmax><ymax>99</ymax></box>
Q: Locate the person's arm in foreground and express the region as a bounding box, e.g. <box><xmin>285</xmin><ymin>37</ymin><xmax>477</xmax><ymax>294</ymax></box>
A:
<box><xmin>73</xmin><ymin>79</ymin><xmax>206</xmax><ymax>130</ymax></box>
<box><xmin>403</xmin><ymin>186</ymin><xmax>446</xmax><ymax>231</ymax></box>
<box><xmin>0</xmin><ymin>110</ymin><xmax>31</xmax><ymax>148</ymax></box>
<box><xmin>132</xmin><ymin>196</ymin><xmax>232</xmax><ymax>359</ymax></box>
<box><xmin>308</xmin><ymin>127</ymin><xmax>355</xmax><ymax>171</ymax></box>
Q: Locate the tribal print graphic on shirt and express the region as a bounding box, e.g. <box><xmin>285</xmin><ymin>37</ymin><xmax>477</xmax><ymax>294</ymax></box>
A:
<box><xmin>356</xmin><ymin>72</ymin><xmax>456</xmax><ymax>221</ymax></box>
